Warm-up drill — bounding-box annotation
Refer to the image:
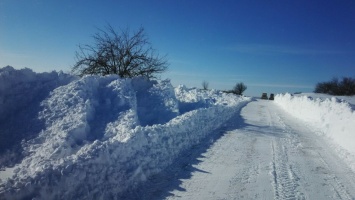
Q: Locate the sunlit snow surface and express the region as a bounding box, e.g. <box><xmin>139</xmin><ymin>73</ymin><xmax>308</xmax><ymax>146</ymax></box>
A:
<box><xmin>275</xmin><ymin>93</ymin><xmax>355</xmax><ymax>172</ymax></box>
<box><xmin>2</xmin><ymin>66</ymin><xmax>354</xmax><ymax>199</ymax></box>
<box><xmin>0</xmin><ymin>66</ymin><xmax>249</xmax><ymax>199</ymax></box>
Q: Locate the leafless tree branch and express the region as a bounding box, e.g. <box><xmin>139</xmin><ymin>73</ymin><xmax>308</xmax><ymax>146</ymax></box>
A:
<box><xmin>72</xmin><ymin>25</ymin><xmax>168</xmax><ymax>79</ymax></box>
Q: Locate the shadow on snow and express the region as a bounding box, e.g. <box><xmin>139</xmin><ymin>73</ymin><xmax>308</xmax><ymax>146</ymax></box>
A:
<box><xmin>119</xmin><ymin>100</ymin><xmax>256</xmax><ymax>199</ymax></box>
<box><xmin>120</xmin><ymin>99</ymin><xmax>289</xmax><ymax>199</ymax></box>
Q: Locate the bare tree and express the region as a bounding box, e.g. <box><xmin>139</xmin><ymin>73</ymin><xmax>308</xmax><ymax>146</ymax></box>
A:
<box><xmin>233</xmin><ymin>82</ymin><xmax>247</xmax><ymax>95</ymax></box>
<box><xmin>72</xmin><ymin>25</ymin><xmax>168</xmax><ymax>79</ymax></box>
<box><xmin>202</xmin><ymin>81</ymin><xmax>209</xmax><ymax>90</ymax></box>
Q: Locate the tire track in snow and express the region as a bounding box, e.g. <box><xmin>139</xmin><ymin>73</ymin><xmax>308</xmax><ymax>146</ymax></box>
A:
<box><xmin>144</xmin><ymin>100</ymin><xmax>355</xmax><ymax>200</ymax></box>
<box><xmin>316</xmin><ymin>152</ymin><xmax>353</xmax><ymax>200</ymax></box>
<box><xmin>227</xmin><ymin>135</ymin><xmax>260</xmax><ymax>199</ymax></box>
<box><xmin>268</xmin><ymin>104</ymin><xmax>305</xmax><ymax>200</ymax></box>
<box><xmin>273</xmin><ymin>103</ymin><xmax>355</xmax><ymax>200</ymax></box>
<box><xmin>271</xmin><ymin>140</ymin><xmax>305</xmax><ymax>200</ymax></box>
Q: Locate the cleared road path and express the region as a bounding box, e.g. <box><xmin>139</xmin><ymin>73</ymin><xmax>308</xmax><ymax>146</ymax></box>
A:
<box><xmin>134</xmin><ymin>100</ymin><xmax>355</xmax><ymax>200</ymax></box>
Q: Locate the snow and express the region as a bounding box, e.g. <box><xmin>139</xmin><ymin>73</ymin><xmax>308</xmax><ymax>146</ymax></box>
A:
<box><xmin>0</xmin><ymin>66</ymin><xmax>75</xmax><ymax>167</ymax></box>
<box><xmin>274</xmin><ymin>93</ymin><xmax>355</xmax><ymax>172</ymax></box>
<box><xmin>136</xmin><ymin>100</ymin><xmax>355</xmax><ymax>199</ymax></box>
<box><xmin>0</xmin><ymin>66</ymin><xmax>74</xmax><ymax>122</ymax></box>
<box><xmin>0</xmin><ymin>67</ymin><xmax>250</xmax><ymax>199</ymax></box>
<box><xmin>295</xmin><ymin>92</ymin><xmax>355</xmax><ymax>107</ymax></box>
<box><xmin>2</xmin><ymin>66</ymin><xmax>355</xmax><ymax>199</ymax></box>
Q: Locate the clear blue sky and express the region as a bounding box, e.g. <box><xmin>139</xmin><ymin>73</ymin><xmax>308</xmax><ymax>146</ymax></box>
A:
<box><xmin>1</xmin><ymin>0</ymin><xmax>355</xmax><ymax>96</ymax></box>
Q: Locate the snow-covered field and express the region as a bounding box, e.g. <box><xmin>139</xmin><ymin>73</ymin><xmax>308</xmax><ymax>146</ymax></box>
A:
<box><xmin>0</xmin><ymin>66</ymin><xmax>249</xmax><ymax>199</ymax></box>
<box><xmin>275</xmin><ymin>93</ymin><xmax>355</xmax><ymax>172</ymax></box>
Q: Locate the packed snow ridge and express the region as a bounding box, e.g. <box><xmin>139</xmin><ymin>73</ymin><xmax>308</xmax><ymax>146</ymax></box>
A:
<box><xmin>275</xmin><ymin>93</ymin><xmax>355</xmax><ymax>171</ymax></box>
<box><xmin>0</xmin><ymin>66</ymin><xmax>250</xmax><ymax>199</ymax></box>
<box><xmin>0</xmin><ymin>66</ymin><xmax>74</xmax><ymax>160</ymax></box>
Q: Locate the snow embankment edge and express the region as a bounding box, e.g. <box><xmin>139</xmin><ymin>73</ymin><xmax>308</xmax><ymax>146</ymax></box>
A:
<box><xmin>274</xmin><ymin>93</ymin><xmax>355</xmax><ymax>172</ymax></box>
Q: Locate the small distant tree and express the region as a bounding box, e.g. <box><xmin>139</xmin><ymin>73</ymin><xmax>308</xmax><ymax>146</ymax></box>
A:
<box><xmin>202</xmin><ymin>81</ymin><xmax>209</xmax><ymax>90</ymax></box>
<box><xmin>72</xmin><ymin>25</ymin><xmax>168</xmax><ymax>79</ymax></box>
<box><xmin>233</xmin><ymin>82</ymin><xmax>247</xmax><ymax>95</ymax></box>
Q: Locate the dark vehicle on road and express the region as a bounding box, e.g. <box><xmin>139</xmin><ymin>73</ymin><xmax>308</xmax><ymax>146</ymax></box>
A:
<box><xmin>261</xmin><ymin>93</ymin><xmax>268</xmax><ymax>99</ymax></box>
<box><xmin>269</xmin><ymin>93</ymin><xmax>274</xmax><ymax>100</ymax></box>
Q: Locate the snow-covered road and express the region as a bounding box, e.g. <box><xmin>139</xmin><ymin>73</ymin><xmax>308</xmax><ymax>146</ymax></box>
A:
<box><xmin>137</xmin><ymin>100</ymin><xmax>355</xmax><ymax>200</ymax></box>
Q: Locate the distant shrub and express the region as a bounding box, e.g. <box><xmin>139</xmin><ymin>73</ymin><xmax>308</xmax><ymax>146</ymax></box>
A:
<box><xmin>315</xmin><ymin>77</ymin><xmax>355</xmax><ymax>96</ymax></box>
<box><xmin>233</xmin><ymin>82</ymin><xmax>247</xmax><ymax>95</ymax></box>
<box><xmin>223</xmin><ymin>82</ymin><xmax>247</xmax><ymax>95</ymax></box>
<box><xmin>202</xmin><ymin>81</ymin><xmax>209</xmax><ymax>90</ymax></box>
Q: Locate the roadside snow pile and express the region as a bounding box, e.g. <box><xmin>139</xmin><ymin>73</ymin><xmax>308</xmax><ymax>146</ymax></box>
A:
<box><xmin>274</xmin><ymin>93</ymin><xmax>355</xmax><ymax>169</ymax></box>
<box><xmin>0</xmin><ymin>73</ymin><xmax>249</xmax><ymax>199</ymax></box>
<box><xmin>0</xmin><ymin>66</ymin><xmax>74</xmax><ymax>122</ymax></box>
<box><xmin>295</xmin><ymin>93</ymin><xmax>355</xmax><ymax>107</ymax></box>
<box><xmin>0</xmin><ymin>66</ymin><xmax>74</xmax><ymax>161</ymax></box>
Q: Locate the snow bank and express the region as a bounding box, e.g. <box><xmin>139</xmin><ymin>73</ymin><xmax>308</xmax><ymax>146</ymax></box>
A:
<box><xmin>0</xmin><ymin>74</ymin><xmax>249</xmax><ymax>199</ymax></box>
<box><xmin>274</xmin><ymin>93</ymin><xmax>355</xmax><ymax>169</ymax></box>
<box><xmin>295</xmin><ymin>93</ymin><xmax>355</xmax><ymax>108</ymax></box>
<box><xmin>0</xmin><ymin>66</ymin><xmax>74</xmax><ymax>121</ymax></box>
<box><xmin>0</xmin><ymin>66</ymin><xmax>74</xmax><ymax>159</ymax></box>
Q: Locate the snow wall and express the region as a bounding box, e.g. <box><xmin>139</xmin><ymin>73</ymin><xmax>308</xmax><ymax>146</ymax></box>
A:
<box><xmin>274</xmin><ymin>93</ymin><xmax>355</xmax><ymax>170</ymax></box>
<box><xmin>0</xmin><ymin>66</ymin><xmax>74</xmax><ymax>121</ymax></box>
<box><xmin>0</xmin><ymin>66</ymin><xmax>75</xmax><ymax>159</ymax></box>
<box><xmin>0</xmin><ymin>70</ymin><xmax>250</xmax><ymax>199</ymax></box>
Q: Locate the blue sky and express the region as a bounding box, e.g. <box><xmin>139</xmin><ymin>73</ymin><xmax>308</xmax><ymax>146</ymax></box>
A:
<box><xmin>1</xmin><ymin>0</ymin><xmax>354</xmax><ymax>96</ymax></box>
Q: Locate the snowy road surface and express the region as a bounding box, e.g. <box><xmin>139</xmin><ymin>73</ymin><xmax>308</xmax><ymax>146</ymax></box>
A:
<box><xmin>136</xmin><ymin>100</ymin><xmax>355</xmax><ymax>200</ymax></box>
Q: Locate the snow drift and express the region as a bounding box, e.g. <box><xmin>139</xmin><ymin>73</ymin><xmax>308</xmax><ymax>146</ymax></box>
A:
<box><xmin>274</xmin><ymin>93</ymin><xmax>355</xmax><ymax>170</ymax></box>
<box><xmin>0</xmin><ymin>66</ymin><xmax>74</xmax><ymax>164</ymax></box>
<box><xmin>0</xmin><ymin>66</ymin><xmax>74</xmax><ymax>122</ymax></box>
<box><xmin>0</xmin><ymin>67</ymin><xmax>249</xmax><ymax>199</ymax></box>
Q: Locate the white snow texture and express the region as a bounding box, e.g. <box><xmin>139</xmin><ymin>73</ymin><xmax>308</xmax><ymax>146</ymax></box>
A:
<box><xmin>0</xmin><ymin>66</ymin><xmax>74</xmax><ymax>122</ymax></box>
<box><xmin>275</xmin><ymin>93</ymin><xmax>355</xmax><ymax>171</ymax></box>
<box><xmin>0</xmin><ymin>66</ymin><xmax>75</xmax><ymax>159</ymax></box>
<box><xmin>0</xmin><ymin>67</ymin><xmax>249</xmax><ymax>199</ymax></box>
